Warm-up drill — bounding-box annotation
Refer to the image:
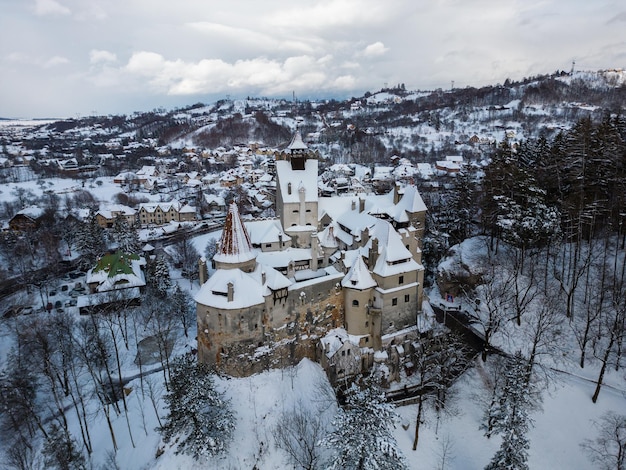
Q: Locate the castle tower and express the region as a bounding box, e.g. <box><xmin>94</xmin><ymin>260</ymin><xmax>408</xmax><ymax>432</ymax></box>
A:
<box><xmin>275</xmin><ymin>129</ymin><xmax>318</xmax><ymax>248</ymax></box>
<box><xmin>213</xmin><ymin>202</ymin><xmax>257</xmax><ymax>272</ymax></box>
<box><xmin>341</xmin><ymin>255</ymin><xmax>380</xmax><ymax>349</ymax></box>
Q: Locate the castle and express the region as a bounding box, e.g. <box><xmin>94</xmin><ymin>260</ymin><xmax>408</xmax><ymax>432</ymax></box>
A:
<box><xmin>194</xmin><ymin>131</ymin><xmax>429</xmax><ymax>380</ymax></box>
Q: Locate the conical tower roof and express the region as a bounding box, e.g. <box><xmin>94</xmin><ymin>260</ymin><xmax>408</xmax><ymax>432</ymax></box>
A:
<box><xmin>341</xmin><ymin>255</ymin><xmax>377</xmax><ymax>290</ymax></box>
<box><xmin>287</xmin><ymin>129</ymin><xmax>308</xmax><ymax>152</ymax></box>
<box><xmin>213</xmin><ymin>203</ymin><xmax>257</xmax><ymax>265</ymax></box>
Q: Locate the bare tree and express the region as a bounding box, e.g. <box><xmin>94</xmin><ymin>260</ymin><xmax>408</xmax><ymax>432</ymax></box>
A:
<box><xmin>274</xmin><ymin>401</ymin><xmax>326</xmax><ymax>470</ymax></box>
<box><xmin>465</xmin><ymin>249</ymin><xmax>516</xmax><ymax>361</ymax></box>
<box><xmin>581</xmin><ymin>411</ymin><xmax>626</xmax><ymax>470</ymax></box>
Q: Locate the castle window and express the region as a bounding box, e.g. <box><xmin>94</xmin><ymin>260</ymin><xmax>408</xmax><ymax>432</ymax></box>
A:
<box><xmin>342</xmin><ymin>350</ymin><xmax>345</xmax><ymax>356</ymax></box>
<box><xmin>365</xmin><ymin>321</ymin><xmax>369</xmax><ymax>327</ymax></box>
<box><xmin>265</xmin><ymin>243</ymin><xmax>272</xmax><ymax>248</ymax></box>
<box><xmin>352</xmin><ymin>299</ymin><xmax>359</xmax><ymax>306</ymax></box>
<box><xmin>392</xmin><ymin>297</ymin><xmax>398</xmax><ymax>306</ymax></box>
<box><xmin>399</xmin><ymin>275</ymin><xmax>404</xmax><ymax>285</ymax></box>
<box><xmin>293</xmin><ymin>209</ymin><xmax>299</xmax><ymax>213</ymax></box>
<box><xmin>347</xmin><ymin>349</ymin><xmax>351</xmax><ymax>356</ymax></box>
<box><xmin>405</xmin><ymin>294</ymin><xmax>410</xmax><ymax>302</ymax></box>
<box><xmin>365</xmin><ymin>337</ymin><xmax>369</xmax><ymax>343</ymax></box>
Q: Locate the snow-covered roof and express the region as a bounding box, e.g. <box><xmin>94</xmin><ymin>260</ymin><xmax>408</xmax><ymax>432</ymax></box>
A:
<box><xmin>320</xmin><ymin>328</ymin><xmax>363</xmax><ymax>358</ymax></box>
<box><xmin>86</xmin><ymin>254</ymin><xmax>146</xmax><ymax>293</ymax></box>
<box><xmin>287</xmin><ymin>129</ymin><xmax>308</xmax><ymax>151</ymax></box>
<box><xmin>256</xmin><ymin>248</ymin><xmax>312</xmax><ymax>269</ymax></box>
<box><xmin>213</xmin><ymin>203</ymin><xmax>257</xmax><ymax>264</ymax></box>
<box><xmin>16</xmin><ymin>205</ymin><xmax>45</xmax><ymax>219</ymax></box>
<box><xmin>341</xmin><ymin>255</ymin><xmax>377</xmax><ymax>290</ymax></box>
<box><xmin>397</xmin><ymin>185</ymin><xmax>427</xmax><ymax>213</ymax></box>
<box><xmin>319</xmin><ymin>225</ymin><xmax>338</xmax><ymax>249</ymax></box>
<box><xmin>97</xmin><ymin>203</ymin><xmax>136</xmax><ymax>219</ymax></box>
<box><xmin>194</xmin><ymin>263</ymin><xmax>291</xmax><ymax>309</ymax></box>
<box><xmin>246</xmin><ymin>218</ymin><xmax>290</xmax><ymax>245</ymax></box>
<box><xmin>195</xmin><ymin>268</ymin><xmax>264</xmax><ymax>309</ymax></box>
<box><xmin>373</xmin><ymin>246</ymin><xmax>421</xmax><ymax>277</ymax></box>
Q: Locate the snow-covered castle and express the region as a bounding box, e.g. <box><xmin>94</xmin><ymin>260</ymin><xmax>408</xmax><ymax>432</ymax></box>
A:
<box><xmin>194</xmin><ymin>131</ymin><xmax>428</xmax><ymax>379</ymax></box>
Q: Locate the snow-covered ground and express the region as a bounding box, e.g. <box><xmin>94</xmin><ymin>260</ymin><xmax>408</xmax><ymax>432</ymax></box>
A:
<box><xmin>30</xmin><ymin>339</ymin><xmax>620</xmax><ymax>470</ymax></box>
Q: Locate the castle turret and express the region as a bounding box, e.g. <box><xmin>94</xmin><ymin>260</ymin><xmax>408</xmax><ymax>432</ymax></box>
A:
<box><xmin>213</xmin><ymin>203</ymin><xmax>257</xmax><ymax>273</ymax></box>
<box><xmin>341</xmin><ymin>255</ymin><xmax>379</xmax><ymax>348</ymax></box>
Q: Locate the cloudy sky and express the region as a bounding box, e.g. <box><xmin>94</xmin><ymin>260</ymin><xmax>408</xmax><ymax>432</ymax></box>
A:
<box><xmin>1</xmin><ymin>0</ymin><xmax>625</xmax><ymax>118</ymax></box>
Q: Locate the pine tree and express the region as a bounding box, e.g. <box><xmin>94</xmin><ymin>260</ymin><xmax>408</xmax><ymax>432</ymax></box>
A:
<box><xmin>111</xmin><ymin>214</ymin><xmax>140</xmax><ymax>254</ymax></box>
<box><xmin>483</xmin><ymin>352</ymin><xmax>539</xmax><ymax>470</ymax></box>
<box><xmin>42</xmin><ymin>423</ymin><xmax>87</xmax><ymax>470</ymax></box>
<box><xmin>74</xmin><ymin>210</ymin><xmax>106</xmax><ymax>268</ymax></box>
<box><xmin>147</xmin><ymin>256</ymin><xmax>171</xmax><ymax>298</ymax></box>
<box><xmin>157</xmin><ymin>354</ymin><xmax>234</xmax><ymax>460</ymax></box>
<box><xmin>324</xmin><ymin>378</ymin><xmax>406</xmax><ymax>470</ymax></box>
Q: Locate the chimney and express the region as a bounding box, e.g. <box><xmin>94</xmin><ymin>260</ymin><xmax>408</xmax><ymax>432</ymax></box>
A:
<box><xmin>361</xmin><ymin>227</ymin><xmax>370</xmax><ymax>246</ymax></box>
<box><xmin>287</xmin><ymin>261</ymin><xmax>295</xmax><ymax>279</ymax></box>
<box><xmin>359</xmin><ymin>197</ymin><xmax>365</xmax><ymax>213</ymax></box>
<box><xmin>288</xmin><ymin>182</ymin><xmax>292</xmax><ymax>195</ymax></box>
<box><xmin>198</xmin><ymin>257</ymin><xmax>208</xmax><ymax>285</ymax></box>
<box><xmin>311</xmin><ymin>232</ymin><xmax>319</xmax><ymax>271</ymax></box>
<box><xmin>227</xmin><ymin>282</ymin><xmax>234</xmax><ymax>302</ymax></box>
<box><xmin>369</xmin><ymin>238</ymin><xmax>379</xmax><ymax>267</ymax></box>
<box><xmin>261</xmin><ymin>271</ymin><xmax>266</xmax><ymax>284</ymax></box>
<box><xmin>393</xmin><ymin>183</ymin><xmax>401</xmax><ymax>204</ymax></box>
<box><xmin>278</xmin><ymin>233</ymin><xmax>283</xmax><ymax>251</ymax></box>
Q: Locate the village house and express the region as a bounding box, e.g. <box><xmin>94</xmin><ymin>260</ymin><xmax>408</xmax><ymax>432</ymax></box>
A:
<box><xmin>80</xmin><ymin>251</ymin><xmax>146</xmax><ymax>314</ymax></box>
<box><xmin>137</xmin><ymin>200</ymin><xmax>197</xmax><ymax>226</ymax></box>
<box><xmin>195</xmin><ymin>130</ymin><xmax>429</xmax><ymax>380</ymax></box>
<box><xmin>9</xmin><ymin>206</ymin><xmax>46</xmax><ymax>231</ymax></box>
<box><xmin>95</xmin><ymin>204</ymin><xmax>137</xmax><ymax>228</ymax></box>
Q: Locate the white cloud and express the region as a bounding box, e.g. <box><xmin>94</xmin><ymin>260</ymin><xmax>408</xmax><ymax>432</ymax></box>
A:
<box><xmin>362</xmin><ymin>42</ymin><xmax>388</xmax><ymax>57</ymax></box>
<box><xmin>90</xmin><ymin>50</ymin><xmax>117</xmax><ymax>64</ymax></box>
<box><xmin>5</xmin><ymin>52</ymin><xmax>69</xmax><ymax>68</ymax></box>
<box><xmin>43</xmin><ymin>56</ymin><xmax>69</xmax><ymax>68</ymax></box>
<box><xmin>33</xmin><ymin>0</ymin><xmax>71</xmax><ymax>16</ymax></box>
<box><xmin>115</xmin><ymin>51</ymin><xmax>361</xmax><ymax>97</ymax></box>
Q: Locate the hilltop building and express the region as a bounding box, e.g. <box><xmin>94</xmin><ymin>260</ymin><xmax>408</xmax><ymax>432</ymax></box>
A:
<box><xmin>195</xmin><ymin>131</ymin><xmax>428</xmax><ymax>379</ymax></box>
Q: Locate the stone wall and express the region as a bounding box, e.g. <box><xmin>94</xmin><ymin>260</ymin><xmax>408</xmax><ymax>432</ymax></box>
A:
<box><xmin>198</xmin><ymin>275</ymin><xmax>345</xmax><ymax>377</ymax></box>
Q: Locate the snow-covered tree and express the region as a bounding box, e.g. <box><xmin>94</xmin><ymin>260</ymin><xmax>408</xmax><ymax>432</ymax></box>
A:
<box><xmin>171</xmin><ymin>229</ymin><xmax>199</xmax><ymax>280</ymax></box>
<box><xmin>42</xmin><ymin>423</ymin><xmax>87</xmax><ymax>470</ymax></box>
<box><xmin>111</xmin><ymin>214</ymin><xmax>140</xmax><ymax>254</ymax></box>
<box><xmin>483</xmin><ymin>352</ymin><xmax>539</xmax><ymax>470</ymax></box>
<box><xmin>170</xmin><ymin>283</ymin><xmax>193</xmax><ymax>338</ymax></box>
<box><xmin>204</xmin><ymin>236</ymin><xmax>218</xmax><ymax>262</ymax></box>
<box><xmin>74</xmin><ymin>210</ymin><xmax>106</xmax><ymax>268</ymax></box>
<box><xmin>147</xmin><ymin>255</ymin><xmax>171</xmax><ymax>298</ymax></box>
<box><xmin>158</xmin><ymin>354</ymin><xmax>234</xmax><ymax>460</ymax></box>
<box><xmin>324</xmin><ymin>378</ymin><xmax>406</xmax><ymax>470</ymax></box>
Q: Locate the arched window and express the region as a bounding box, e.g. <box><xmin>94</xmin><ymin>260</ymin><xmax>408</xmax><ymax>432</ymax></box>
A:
<box><xmin>352</xmin><ymin>299</ymin><xmax>359</xmax><ymax>306</ymax></box>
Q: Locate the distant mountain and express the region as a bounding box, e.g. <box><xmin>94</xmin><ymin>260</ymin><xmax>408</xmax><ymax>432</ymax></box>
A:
<box><xmin>14</xmin><ymin>69</ymin><xmax>626</xmax><ymax>165</ymax></box>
